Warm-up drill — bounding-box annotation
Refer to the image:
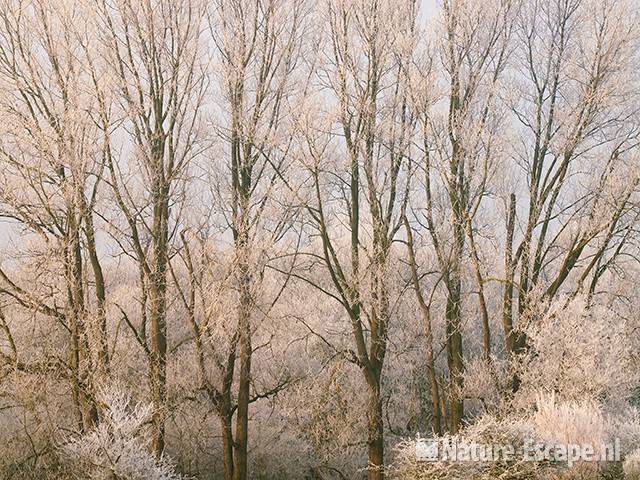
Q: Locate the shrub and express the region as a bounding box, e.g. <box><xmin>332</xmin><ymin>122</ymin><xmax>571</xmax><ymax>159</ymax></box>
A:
<box><xmin>60</xmin><ymin>386</ymin><xmax>183</xmax><ymax>480</ymax></box>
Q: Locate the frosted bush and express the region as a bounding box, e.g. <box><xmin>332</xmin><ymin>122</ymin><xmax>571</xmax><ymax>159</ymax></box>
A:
<box><xmin>624</xmin><ymin>449</ymin><xmax>640</xmax><ymax>480</ymax></box>
<box><xmin>516</xmin><ymin>295</ymin><xmax>639</xmax><ymax>411</ymax></box>
<box><xmin>389</xmin><ymin>414</ymin><xmax>550</xmax><ymax>480</ymax></box>
<box><xmin>390</xmin><ymin>392</ymin><xmax>635</xmax><ymax>480</ymax></box>
<box><xmin>529</xmin><ymin>393</ymin><xmax>606</xmax><ymax>452</ymax></box>
<box><xmin>60</xmin><ymin>386</ymin><xmax>183</xmax><ymax>480</ymax></box>
<box><xmin>281</xmin><ymin>359</ymin><xmax>367</xmax><ymax>467</ymax></box>
<box><xmin>462</xmin><ymin>356</ymin><xmax>512</xmax><ymax>414</ymax></box>
<box><xmin>609</xmin><ymin>408</ymin><xmax>640</xmax><ymax>456</ymax></box>
<box><xmin>391</xmin><ymin>438</ymin><xmax>550</xmax><ymax>479</ymax></box>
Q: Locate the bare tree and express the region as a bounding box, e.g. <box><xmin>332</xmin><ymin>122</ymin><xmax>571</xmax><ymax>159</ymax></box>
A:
<box><xmin>507</xmin><ymin>0</ymin><xmax>640</xmax><ymax>365</ymax></box>
<box><xmin>298</xmin><ymin>0</ymin><xmax>417</xmax><ymax>476</ymax></box>
<box><xmin>406</xmin><ymin>0</ymin><xmax>517</xmax><ymax>433</ymax></box>
<box><xmin>165</xmin><ymin>1</ymin><xmax>308</xmax><ymax>478</ymax></box>
<box><xmin>93</xmin><ymin>0</ymin><xmax>207</xmax><ymax>455</ymax></box>
<box><xmin>0</xmin><ymin>0</ymin><xmax>109</xmax><ymax>432</ymax></box>
<box><xmin>210</xmin><ymin>0</ymin><xmax>307</xmax><ymax>475</ymax></box>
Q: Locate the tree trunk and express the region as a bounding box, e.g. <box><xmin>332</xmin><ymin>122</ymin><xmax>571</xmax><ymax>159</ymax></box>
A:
<box><xmin>502</xmin><ymin>194</ymin><xmax>517</xmax><ymax>354</ymax></box>
<box><xmin>150</xmin><ymin>186</ymin><xmax>169</xmax><ymax>457</ymax></box>
<box><xmin>67</xmin><ymin>200</ymin><xmax>98</xmax><ymax>431</ymax></box>
<box><xmin>366</xmin><ymin>376</ymin><xmax>384</xmax><ymax>480</ymax></box>
<box><xmin>84</xmin><ymin>207</ymin><xmax>110</xmax><ymax>378</ymax></box>
<box><xmin>220</xmin><ymin>405</ymin><xmax>235</xmax><ymax>480</ymax></box>
<box><xmin>149</xmin><ymin>283</ymin><xmax>167</xmax><ymax>456</ymax></box>
<box><xmin>446</xmin><ymin>280</ymin><xmax>463</xmax><ymax>433</ymax></box>
<box><xmin>404</xmin><ymin>217</ymin><xmax>442</xmax><ymax>435</ymax></box>
<box><xmin>233</xmin><ymin>231</ymin><xmax>252</xmax><ymax>480</ymax></box>
<box><xmin>233</xmin><ymin>310</ymin><xmax>251</xmax><ymax>480</ymax></box>
<box><xmin>446</xmin><ymin>217</ymin><xmax>464</xmax><ymax>433</ymax></box>
<box><xmin>467</xmin><ymin>224</ymin><xmax>491</xmax><ymax>362</ymax></box>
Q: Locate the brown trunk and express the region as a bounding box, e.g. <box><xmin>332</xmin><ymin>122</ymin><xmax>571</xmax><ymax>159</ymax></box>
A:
<box><xmin>84</xmin><ymin>208</ymin><xmax>110</xmax><ymax>378</ymax></box>
<box><xmin>221</xmin><ymin>334</ymin><xmax>240</xmax><ymax>480</ymax></box>
<box><xmin>233</xmin><ymin>309</ymin><xmax>251</xmax><ymax>480</ymax></box>
<box><xmin>439</xmin><ymin>378</ymin><xmax>449</xmax><ymax>433</ymax></box>
<box><xmin>502</xmin><ymin>194</ymin><xmax>528</xmax><ymax>392</ymax></box>
<box><xmin>444</xmin><ymin>44</ymin><xmax>465</xmax><ymax>431</ymax></box>
<box><xmin>220</xmin><ymin>406</ymin><xmax>235</xmax><ymax>480</ymax></box>
<box><xmin>67</xmin><ymin>198</ymin><xmax>98</xmax><ymax>431</ymax></box>
<box><xmin>403</xmin><ymin>217</ymin><xmax>442</xmax><ymax>435</ymax></box>
<box><xmin>366</xmin><ymin>376</ymin><xmax>384</xmax><ymax>480</ymax></box>
<box><xmin>502</xmin><ymin>193</ymin><xmax>517</xmax><ymax>354</ymax></box>
<box><xmin>69</xmin><ymin>309</ymin><xmax>84</xmax><ymax>432</ymax></box>
<box><xmin>233</xmin><ymin>220</ymin><xmax>252</xmax><ymax>480</ymax></box>
<box><xmin>428</xmin><ymin>374</ymin><xmax>442</xmax><ymax>435</ymax></box>
<box><xmin>149</xmin><ymin>284</ymin><xmax>167</xmax><ymax>456</ymax></box>
<box><xmin>446</xmin><ymin>283</ymin><xmax>463</xmax><ymax>433</ymax></box>
<box><xmin>467</xmin><ymin>224</ymin><xmax>491</xmax><ymax>362</ymax></box>
<box><xmin>150</xmin><ymin>184</ymin><xmax>169</xmax><ymax>457</ymax></box>
<box><xmin>446</xmin><ymin>217</ymin><xmax>464</xmax><ymax>433</ymax></box>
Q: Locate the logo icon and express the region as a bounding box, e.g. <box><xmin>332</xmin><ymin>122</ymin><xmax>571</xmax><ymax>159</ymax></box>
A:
<box><xmin>415</xmin><ymin>435</ymin><xmax>438</xmax><ymax>462</ymax></box>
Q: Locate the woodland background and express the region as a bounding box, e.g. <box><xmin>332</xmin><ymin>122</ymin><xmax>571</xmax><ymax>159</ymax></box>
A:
<box><xmin>1</xmin><ymin>0</ymin><xmax>640</xmax><ymax>478</ymax></box>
